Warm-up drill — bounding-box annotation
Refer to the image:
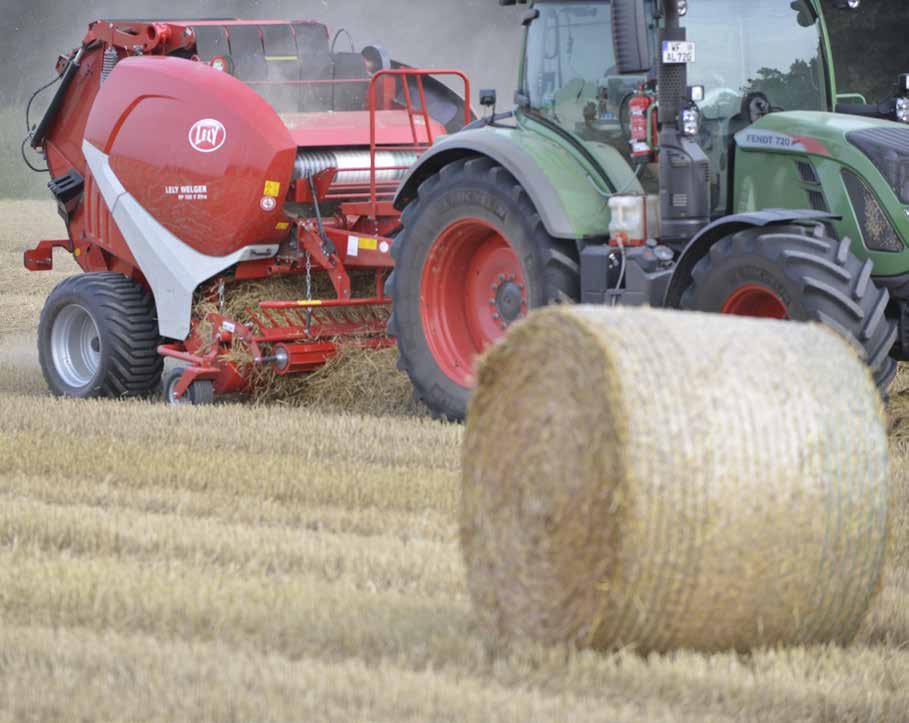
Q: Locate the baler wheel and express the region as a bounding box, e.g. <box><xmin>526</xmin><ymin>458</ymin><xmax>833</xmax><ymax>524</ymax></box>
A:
<box><xmin>387</xmin><ymin>157</ymin><xmax>580</xmax><ymax>421</ymax></box>
<box><xmin>162</xmin><ymin>368</ymin><xmax>215</xmax><ymax>407</ymax></box>
<box><xmin>38</xmin><ymin>273</ymin><xmax>163</xmax><ymax>398</ymax></box>
<box><xmin>680</xmin><ymin>224</ymin><xmax>898</xmax><ymax>391</ymax></box>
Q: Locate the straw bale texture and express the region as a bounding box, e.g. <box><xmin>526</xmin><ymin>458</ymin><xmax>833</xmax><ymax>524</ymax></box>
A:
<box><xmin>461</xmin><ymin>306</ymin><xmax>890</xmax><ymax>654</ymax></box>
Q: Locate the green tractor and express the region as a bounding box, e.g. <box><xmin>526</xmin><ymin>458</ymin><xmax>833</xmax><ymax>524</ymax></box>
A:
<box><xmin>388</xmin><ymin>0</ymin><xmax>909</xmax><ymax>420</ymax></box>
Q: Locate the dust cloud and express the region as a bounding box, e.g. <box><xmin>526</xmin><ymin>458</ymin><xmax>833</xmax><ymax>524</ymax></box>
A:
<box><xmin>2</xmin><ymin>0</ymin><xmax>524</xmax><ymax>107</ymax></box>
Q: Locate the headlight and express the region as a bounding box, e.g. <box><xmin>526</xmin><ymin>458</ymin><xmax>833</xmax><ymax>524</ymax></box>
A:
<box><xmin>677</xmin><ymin>0</ymin><xmax>688</xmax><ymax>15</ymax></box>
<box><xmin>897</xmin><ymin>98</ymin><xmax>909</xmax><ymax>124</ymax></box>
<box><xmin>842</xmin><ymin>169</ymin><xmax>904</xmax><ymax>253</ymax></box>
<box><xmin>847</xmin><ymin>127</ymin><xmax>909</xmax><ymax>204</ymax></box>
<box><xmin>680</xmin><ymin>106</ymin><xmax>700</xmax><ymax>137</ymax></box>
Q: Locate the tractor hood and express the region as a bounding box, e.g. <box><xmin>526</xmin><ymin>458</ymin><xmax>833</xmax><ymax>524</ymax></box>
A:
<box><xmin>735</xmin><ymin>112</ymin><xmax>909</xmax><ymax>277</ymax></box>
<box><xmin>735</xmin><ymin>111</ymin><xmax>909</xmax><ymax>162</ymax></box>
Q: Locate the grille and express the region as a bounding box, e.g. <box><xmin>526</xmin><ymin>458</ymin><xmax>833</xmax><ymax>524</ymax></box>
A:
<box><xmin>797</xmin><ymin>161</ymin><xmax>820</xmax><ymax>185</ymax></box>
<box><xmin>807</xmin><ymin>189</ymin><xmax>829</xmax><ymax>213</ymax></box>
<box><xmin>842</xmin><ymin>169</ymin><xmax>904</xmax><ymax>253</ymax></box>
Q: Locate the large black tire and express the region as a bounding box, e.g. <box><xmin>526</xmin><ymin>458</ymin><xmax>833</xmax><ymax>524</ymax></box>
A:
<box><xmin>387</xmin><ymin>157</ymin><xmax>580</xmax><ymax>421</ymax></box>
<box><xmin>38</xmin><ymin>273</ymin><xmax>163</xmax><ymax>399</ymax></box>
<box><xmin>680</xmin><ymin>225</ymin><xmax>898</xmax><ymax>391</ymax></box>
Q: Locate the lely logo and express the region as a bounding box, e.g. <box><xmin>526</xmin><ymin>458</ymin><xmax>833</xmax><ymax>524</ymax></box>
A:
<box><xmin>189</xmin><ymin>119</ymin><xmax>227</xmax><ymax>153</ymax></box>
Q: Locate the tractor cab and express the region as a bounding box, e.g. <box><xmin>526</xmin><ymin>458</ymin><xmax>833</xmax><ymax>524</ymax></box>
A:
<box><xmin>519</xmin><ymin>0</ymin><xmax>890</xmax><ymax>216</ymax></box>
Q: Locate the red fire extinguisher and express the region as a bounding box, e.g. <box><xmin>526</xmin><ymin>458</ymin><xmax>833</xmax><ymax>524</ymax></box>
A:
<box><xmin>628</xmin><ymin>89</ymin><xmax>657</xmax><ymax>162</ymax></box>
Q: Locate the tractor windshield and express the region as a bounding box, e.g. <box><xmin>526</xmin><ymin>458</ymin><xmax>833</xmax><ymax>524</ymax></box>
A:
<box><xmin>686</xmin><ymin>0</ymin><xmax>828</xmax><ymax>115</ymax></box>
<box><xmin>523</xmin><ymin>0</ymin><xmax>830</xmax><ymax>212</ymax></box>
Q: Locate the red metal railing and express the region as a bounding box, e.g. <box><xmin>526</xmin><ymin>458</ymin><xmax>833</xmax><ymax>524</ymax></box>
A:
<box><xmin>245</xmin><ymin>69</ymin><xmax>471</xmax><ymax>217</ymax></box>
<box><xmin>367</xmin><ymin>69</ymin><xmax>471</xmax><ymax>218</ymax></box>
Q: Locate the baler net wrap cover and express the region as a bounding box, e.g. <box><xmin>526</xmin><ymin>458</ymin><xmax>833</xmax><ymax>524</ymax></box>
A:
<box><xmin>461</xmin><ymin>306</ymin><xmax>890</xmax><ymax>654</ymax></box>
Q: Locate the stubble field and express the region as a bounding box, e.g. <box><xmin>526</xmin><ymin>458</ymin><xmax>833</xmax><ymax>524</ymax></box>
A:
<box><xmin>0</xmin><ymin>200</ymin><xmax>907</xmax><ymax>721</ymax></box>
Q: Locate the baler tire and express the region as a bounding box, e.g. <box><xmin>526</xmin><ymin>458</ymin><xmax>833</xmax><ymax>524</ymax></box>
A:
<box><xmin>387</xmin><ymin>156</ymin><xmax>580</xmax><ymax>421</ymax></box>
<box><xmin>38</xmin><ymin>273</ymin><xmax>163</xmax><ymax>399</ymax></box>
<box><xmin>679</xmin><ymin>224</ymin><xmax>898</xmax><ymax>392</ymax></box>
<box><xmin>162</xmin><ymin>368</ymin><xmax>215</xmax><ymax>406</ymax></box>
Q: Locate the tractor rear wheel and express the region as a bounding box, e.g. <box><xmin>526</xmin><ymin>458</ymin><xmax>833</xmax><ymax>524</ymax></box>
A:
<box><xmin>38</xmin><ymin>273</ymin><xmax>163</xmax><ymax>399</ymax></box>
<box><xmin>387</xmin><ymin>157</ymin><xmax>580</xmax><ymax>421</ymax></box>
<box><xmin>680</xmin><ymin>225</ymin><xmax>897</xmax><ymax>390</ymax></box>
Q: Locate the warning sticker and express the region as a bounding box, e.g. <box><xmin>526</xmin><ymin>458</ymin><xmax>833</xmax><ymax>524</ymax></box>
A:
<box><xmin>275</xmin><ymin>222</ymin><xmax>290</xmax><ymax>231</ymax></box>
<box><xmin>263</xmin><ymin>180</ymin><xmax>282</xmax><ymax>198</ymax></box>
<box><xmin>359</xmin><ymin>237</ymin><xmax>378</xmax><ymax>252</ymax></box>
<box><xmin>347</xmin><ymin>235</ymin><xmax>360</xmax><ymax>257</ymax></box>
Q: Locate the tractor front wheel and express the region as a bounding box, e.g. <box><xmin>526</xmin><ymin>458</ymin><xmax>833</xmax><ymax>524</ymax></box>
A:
<box><xmin>680</xmin><ymin>225</ymin><xmax>897</xmax><ymax>391</ymax></box>
<box><xmin>387</xmin><ymin>157</ymin><xmax>580</xmax><ymax>421</ymax></box>
<box><xmin>38</xmin><ymin>273</ymin><xmax>163</xmax><ymax>399</ymax></box>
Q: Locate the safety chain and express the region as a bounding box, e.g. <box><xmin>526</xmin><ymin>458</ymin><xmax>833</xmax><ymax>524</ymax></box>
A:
<box><xmin>305</xmin><ymin>249</ymin><xmax>314</xmax><ymax>337</ymax></box>
<box><xmin>218</xmin><ymin>279</ymin><xmax>225</xmax><ymax>316</ymax></box>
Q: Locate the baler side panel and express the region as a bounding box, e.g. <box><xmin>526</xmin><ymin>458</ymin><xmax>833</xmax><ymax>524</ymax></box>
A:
<box><xmin>86</xmin><ymin>56</ymin><xmax>297</xmax><ymax>258</ymax></box>
<box><xmin>83</xmin><ymin>141</ymin><xmax>280</xmax><ymax>341</ymax></box>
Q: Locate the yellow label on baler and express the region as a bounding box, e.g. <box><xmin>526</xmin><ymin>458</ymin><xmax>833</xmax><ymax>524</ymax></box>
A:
<box><xmin>264</xmin><ymin>181</ymin><xmax>282</xmax><ymax>198</ymax></box>
<box><xmin>275</xmin><ymin>222</ymin><xmax>290</xmax><ymax>231</ymax></box>
<box><xmin>358</xmin><ymin>237</ymin><xmax>378</xmax><ymax>251</ymax></box>
<box><xmin>297</xmin><ymin>300</ymin><xmax>324</xmax><ymax>307</ymax></box>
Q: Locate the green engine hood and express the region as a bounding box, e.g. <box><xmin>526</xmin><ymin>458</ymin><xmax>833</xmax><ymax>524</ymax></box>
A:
<box><xmin>734</xmin><ymin>111</ymin><xmax>909</xmax><ymax>278</ymax></box>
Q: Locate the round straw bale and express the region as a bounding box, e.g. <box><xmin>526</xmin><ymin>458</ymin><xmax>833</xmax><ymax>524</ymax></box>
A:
<box><xmin>461</xmin><ymin>306</ymin><xmax>890</xmax><ymax>654</ymax></box>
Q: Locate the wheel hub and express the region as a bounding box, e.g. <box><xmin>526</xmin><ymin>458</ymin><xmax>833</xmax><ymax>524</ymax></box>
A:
<box><xmin>50</xmin><ymin>304</ymin><xmax>101</xmax><ymax>389</ymax></box>
<box><xmin>420</xmin><ymin>218</ymin><xmax>526</xmax><ymax>387</ymax></box>
<box><xmin>493</xmin><ymin>277</ymin><xmax>524</xmax><ymax>324</ymax></box>
<box><xmin>721</xmin><ymin>284</ymin><xmax>789</xmax><ymax>319</ymax></box>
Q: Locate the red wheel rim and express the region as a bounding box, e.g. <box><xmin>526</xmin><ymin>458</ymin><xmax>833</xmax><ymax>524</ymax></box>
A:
<box><xmin>420</xmin><ymin>218</ymin><xmax>527</xmax><ymax>387</ymax></box>
<box><xmin>721</xmin><ymin>284</ymin><xmax>789</xmax><ymax>319</ymax></box>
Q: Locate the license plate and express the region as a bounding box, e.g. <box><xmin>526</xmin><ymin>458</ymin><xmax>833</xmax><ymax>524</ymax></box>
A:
<box><xmin>662</xmin><ymin>41</ymin><xmax>696</xmax><ymax>64</ymax></box>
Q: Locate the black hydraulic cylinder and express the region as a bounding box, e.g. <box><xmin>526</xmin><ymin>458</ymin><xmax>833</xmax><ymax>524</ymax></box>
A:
<box><xmin>31</xmin><ymin>48</ymin><xmax>85</xmax><ymax>150</ymax></box>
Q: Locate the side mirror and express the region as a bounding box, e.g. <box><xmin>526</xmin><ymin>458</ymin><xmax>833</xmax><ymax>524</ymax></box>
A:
<box><xmin>480</xmin><ymin>89</ymin><xmax>497</xmax><ymax>108</ymax></box>
<box><xmin>611</xmin><ymin>0</ymin><xmax>652</xmax><ymax>75</ymax></box>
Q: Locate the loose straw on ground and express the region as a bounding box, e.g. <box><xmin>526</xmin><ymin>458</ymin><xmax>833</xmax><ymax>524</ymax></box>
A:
<box><xmin>461</xmin><ymin>306</ymin><xmax>890</xmax><ymax>654</ymax></box>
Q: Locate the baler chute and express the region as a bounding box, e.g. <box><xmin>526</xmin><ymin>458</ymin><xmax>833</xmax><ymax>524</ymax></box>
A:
<box><xmin>22</xmin><ymin>19</ymin><xmax>471</xmax><ymax>404</ymax></box>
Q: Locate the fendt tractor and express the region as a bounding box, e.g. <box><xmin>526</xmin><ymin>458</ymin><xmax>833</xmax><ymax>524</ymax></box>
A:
<box><xmin>389</xmin><ymin>0</ymin><xmax>909</xmax><ymax>419</ymax></box>
<box><xmin>22</xmin><ymin>18</ymin><xmax>470</xmax><ymax>403</ymax></box>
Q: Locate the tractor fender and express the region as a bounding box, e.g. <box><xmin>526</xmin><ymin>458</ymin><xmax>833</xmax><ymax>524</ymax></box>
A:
<box><xmin>393</xmin><ymin>129</ymin><xmax>577</xmax><ymax>239</ymax></box>
<box><xmin>663</xmin><ymin>209</ymin><xmax>839</xmax><ymax>308</ymax></box>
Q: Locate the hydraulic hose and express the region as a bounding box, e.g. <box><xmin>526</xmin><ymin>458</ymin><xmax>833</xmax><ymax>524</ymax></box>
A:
<box><xmin>30</xmin><ymin>46</ymin><xmax>87</xmax><ymax>150</ymax></box>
